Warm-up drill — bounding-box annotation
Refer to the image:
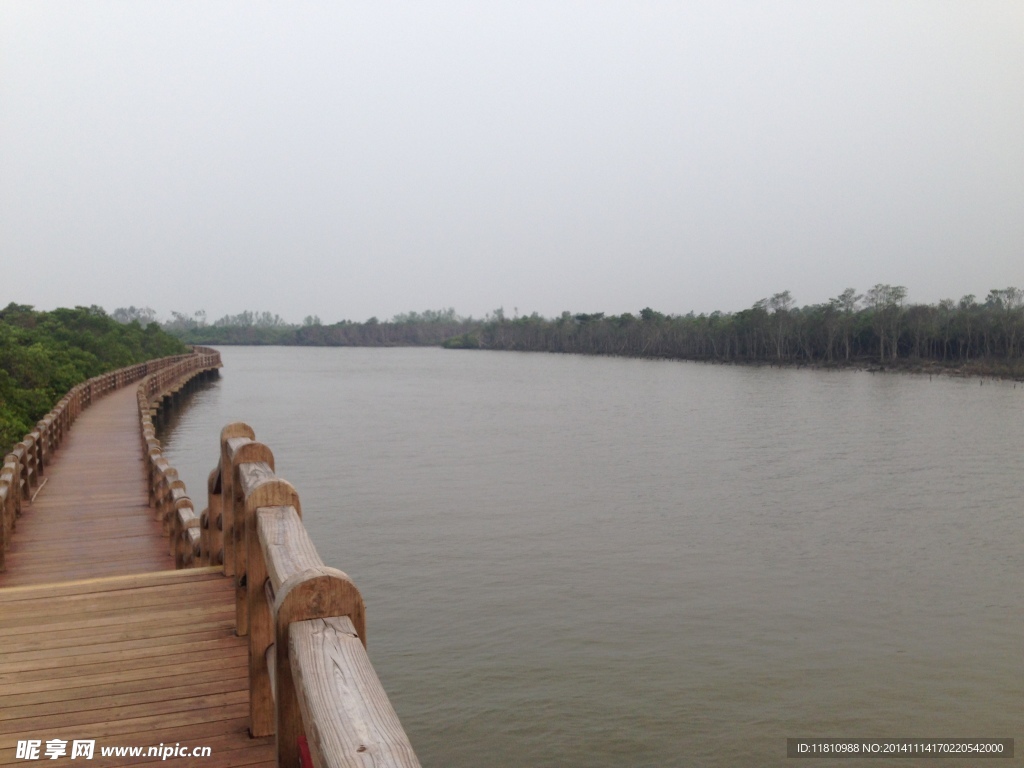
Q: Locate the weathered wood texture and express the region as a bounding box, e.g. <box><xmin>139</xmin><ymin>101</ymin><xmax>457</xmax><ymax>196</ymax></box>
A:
<box><xmin>291</xmin><ymin>617</ymin><xmax>421</xmax><ymax>768</ymax></box>
<box><xmin>0</xmin><ymin>569</ymin><xmax>274</xmax><ymax>768</ymax></box>
<box><xmin>232</xmin><ymin>445</ymin><xmax>279</xmax><ymax>636</ymax></box>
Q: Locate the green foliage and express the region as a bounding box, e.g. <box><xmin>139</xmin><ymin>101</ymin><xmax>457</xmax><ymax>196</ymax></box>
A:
<box><xmin>441</xmin><ymin>333</ymin><xmax>482</xmax><ymax>349</ymax></box>
<box><xmin>0</xmin><ymin>304</ymin><xmax>187</xmax><ymax>452</ymax></box>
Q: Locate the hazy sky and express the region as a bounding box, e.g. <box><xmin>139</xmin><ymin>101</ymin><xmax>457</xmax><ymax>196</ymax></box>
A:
<box><xmin>2</xmin><ymin>2</ymin><xmax>1021</xmax><ymax>323</ymax></box>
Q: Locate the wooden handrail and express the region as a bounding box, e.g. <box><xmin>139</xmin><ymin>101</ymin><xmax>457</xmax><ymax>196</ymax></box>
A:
<box><xmin>136</xmin><ymin>347</ymin><xmax>223</xmax><ymax>570</ymax></box>
<box><xmin>195</xmin><ymin>422</ymin><xmax>421</xmax><ymax>768</ymax></box>
<box><xmin>0</xmin><ymin>456</ymin><xmax>22</xmax><ymax>567</ymax></box>
<box><xmin>291</xmin><ymin>617</ymin><xmax>421</xmax><ymax>767</ymax></box>
<box><xmin>199</xmin><ymin>466</ymin><xmax>224</xmax><ymax>567</ymax></box>
<box><xmin>173</xmin><ymin>505</ymin><xmax>202</xmax><ymax>568</ymax></box>
<box><xmin>0</xmin><ymin>456</ymin><xmax>21</xmax><ymax>567</ymax></box>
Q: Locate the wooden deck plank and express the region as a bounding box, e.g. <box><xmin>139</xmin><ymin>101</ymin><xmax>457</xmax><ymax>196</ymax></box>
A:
<box><xmin>0</xmin><ymin>578</ymin><xmax>232</xmax><ymax>615</ymax></box>
<box><xmin>0</xmin><ymin>643</ymin><xmax>249</xmax><ymax>686</ymax></box>
<box><xmin>0</xmin><ymin>603</ymin><xmax>235</xmax><ymax>638</ymax></box>
<box><xmin>0</xmin><ymin>626</ymin><xmax>239</xmax><ymax>664</ymax></box>
<box><xmin>2</xmin><ymin>529</ymin><xmax>165</xmax><ymax>547</ymax></box>
<box><xmin>0</xmin><ymin>589</ymin><xmax>230</xmax><ymax>626</ymax></box>
<box><xmin>0</xmin><ymin>699</ymin><xmax>252</xmax><ymax>738</ymax></box>
<box><xmin>0</xmin><ymin>636</ymin><xmax>248</xmax><ymax>676</ymax></box>
<box><xmin>0</xmin><ymin>664</ymin><xmax>247</xmax><ymax>707</ymax></box>
<box><xmin>0</xmin><ymin>654</ymin><xmax>247</xmax><ymax>696</ymax></box>
<box><xmin>0</xmin><ymin>690</ymin><xmax>249</xmax><ymax>733</ymax></box>
<box><xmin>0</xmin><ymin>678</ymin><xmax>250</xmax><ymax>721</ymax></box>
<box><xmin>0</xmin><ymin>567</ymin><xmax>223</xmax><ymax>601</ymax></box>
<box><xmin>0</xmin><ymin>564</ymin><xmax>182</xmax><ymax>587</ymax></box>
<box><xmin>0</xmin><ymin>574</ymin><xmax>229</xmax><ymax>606</ymax></box>
<box><xmin>0</xmin><ymin>615</ymin><xmax>235</xmax><ymax>653</ymax></box>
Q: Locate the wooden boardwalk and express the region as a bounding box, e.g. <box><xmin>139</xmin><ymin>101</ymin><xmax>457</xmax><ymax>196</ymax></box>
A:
<box><xmin>0</xmin><ymin>383</ymin><xmax>274</xmax><ymax>766</ymax></box>
<box><xmin>0</xmin><ymin>353</ymin><xmax>420</xmax><ymax>768</ymax></box>
<box><xmin>0</xmin><ymin>386</ymin><xmax>170</xmax><ymax>587</ymax></box>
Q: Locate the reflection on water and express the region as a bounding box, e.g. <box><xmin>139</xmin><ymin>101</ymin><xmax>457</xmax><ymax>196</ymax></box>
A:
<box><xmin>161</xmin><ymin>347</ymin><xmax>1024</xmax><ymax>767</ymax></box>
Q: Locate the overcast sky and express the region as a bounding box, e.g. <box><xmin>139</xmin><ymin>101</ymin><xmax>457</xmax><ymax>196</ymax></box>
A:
<box><xmin>2</xmin><ymin>1</ymin><xmax>1021</xmax><ymax>323</ymax></box>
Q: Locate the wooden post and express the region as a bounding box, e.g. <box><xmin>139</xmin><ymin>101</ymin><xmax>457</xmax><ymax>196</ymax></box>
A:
<box><xmin>252</xmin><ymin>505</ymin><xmax>370</xmax><ymax>767</ymax></box>
<box><xmin>172</xmin><ymin>503</ymin><xmax>200</xmax><ymax>568</ymax></box>
<box><xmin>219</xmin><ymin>423</ymin><xmax>256</xmax><ymax>578</ymax></box>
<box><xmin>2</xmin><ymin>456</ymin><xmax>21</xmax><ymax>524</ymax></box>
<box><xmin>239</xmin><ymin>479</ymin><xmax>301</xmax><ymax>737</ymax></box>
<box><xmin>203</xmin><ymin>466</ymin><xmax>223</xmax><ymax>567</ymax></box>
<box><xmin>231</xmin><ymin>442</ymin><xmax>276</xmax><ymax>635</ymax></box>
<box><xmin>275</xmin><ymin>568</ymin><xmax>367</xmax><ymax>767</ymax></box>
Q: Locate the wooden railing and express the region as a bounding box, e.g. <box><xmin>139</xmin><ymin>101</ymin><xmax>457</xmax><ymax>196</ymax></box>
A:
<box><xmin>136</xmin><ymin>346</ymin><xmax>222</xmax><ymax>568</ymax></box>
<box><xmin>185</xmin><ymin>423</ymin><xmax>421</xmax><ymax>768</ymax></box>
<box><xmin>0</xmin><ymin>347</ymin><xmax>221</xmax><ymax>571</ymax></box>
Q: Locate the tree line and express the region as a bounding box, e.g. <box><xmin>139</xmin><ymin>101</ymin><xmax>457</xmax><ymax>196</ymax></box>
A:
<box><xmin>459</xmin><ymin>286</ymin><xmax>1024</xmax><ymax>375</ymax></box>
<box><xmin>114</xmin><ymin>285</ymin><xmax>1024</xmax><ymax>375</ymax></box>
<box><xmin>156</xmin><ymin>307</ymin><xmax>479</xmax><ymax>347</ymax></box>
<box><xmin>1</xmin><ymin>304</ymin><xmax>187</xmax><ymax>452</ymax></box>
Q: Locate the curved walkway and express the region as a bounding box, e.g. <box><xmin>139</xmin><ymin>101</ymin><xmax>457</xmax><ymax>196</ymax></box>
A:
<box><xmin>0</xmin><ymin>385</ymin><xmax>170</xmax><ymax>587</ymax></box>
<box><xmin>0</xmin><ymin>378</ymin><xmax>274</xmax><ymax>767</ymax></box>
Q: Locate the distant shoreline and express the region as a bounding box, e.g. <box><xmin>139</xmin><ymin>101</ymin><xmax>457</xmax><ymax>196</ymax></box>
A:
<box><xmin>451</xmin><ymin>346</ymin><xmax>1024</xmax><ymax>382</ymax></box>
<box><xmin>682</xmin><ymin>355</ymin><xmax>1024</xmax><ymax>381</ymax></box>
<box><xmin>196</xmin><ymin>339</ymin><xmax>1024</xmax><ymax>382</ymax></box>
<box><xmin>166</xmin><ymin>287</ymin><xmax>1024</xmax><ymax>380</ymax></box>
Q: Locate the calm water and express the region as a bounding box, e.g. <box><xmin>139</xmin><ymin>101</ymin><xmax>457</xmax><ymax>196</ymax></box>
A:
<box><xmin>161</xmin><ymin>347</ymin><xmax>1024</xmax><ymax>767</ymax></box>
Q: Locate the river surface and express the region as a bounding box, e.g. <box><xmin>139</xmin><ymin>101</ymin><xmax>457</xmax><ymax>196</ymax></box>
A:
<box><xmin>160</xmin><ymin>346</ymin><xmax>1024</xmax><ymax>767</ymax></box>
